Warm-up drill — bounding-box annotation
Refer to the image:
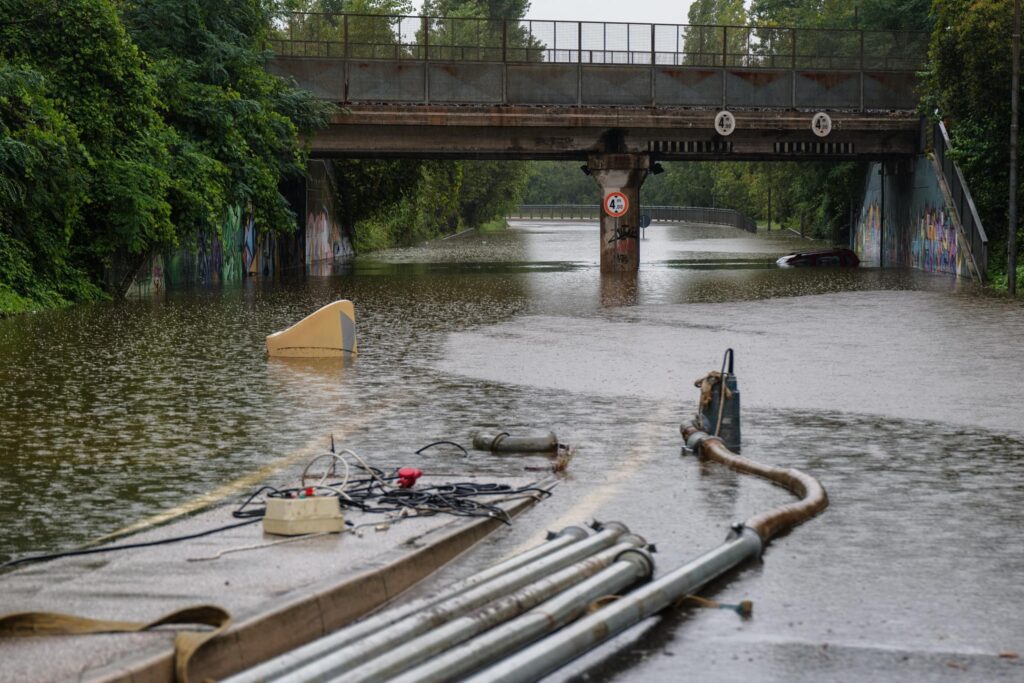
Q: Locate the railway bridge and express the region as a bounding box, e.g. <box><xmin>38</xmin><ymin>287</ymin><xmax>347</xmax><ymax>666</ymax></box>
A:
<box><xmin>267</xmin><ymin>13</ymin><xmax>983</xmax><ymax>278</ymax></box>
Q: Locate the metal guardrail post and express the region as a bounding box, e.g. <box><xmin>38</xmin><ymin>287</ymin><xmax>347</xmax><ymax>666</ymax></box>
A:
<box><xmin>859</xmin><ymin>29</ymin><xmax>865</xmax><ymax>112</ymax></box>
<box><xmin>577</xmin><ymin>21</ymin><xmax>583</xmax><ymax>105</ymax></box>
<box><xmin>650</xmin><ymin>23</ymin><xmax>656</xmax><ymax>105</ymax></box>
<box><xmin>791</xmin><ymin>29</ymin><xmax>798</xmax><ymax>108</ymax></box>
<box><xmin>422</xmin><ymin>15</ymin><xmax>430</xmax><ymax>103</ymax></box>
<box><xmin>721</xmin><ymin>25</ymin><xmax>728</xmax><ymax>108</ymax></box>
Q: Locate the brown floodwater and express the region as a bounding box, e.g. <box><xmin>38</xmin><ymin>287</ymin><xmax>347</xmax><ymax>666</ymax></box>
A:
<box><xmin>1</xmin><ymin>221</ymin><xmax>1022</xmax><ymax>681</ymax></box>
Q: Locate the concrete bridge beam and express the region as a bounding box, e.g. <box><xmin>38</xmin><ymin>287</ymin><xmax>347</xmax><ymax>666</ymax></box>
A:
<box><xmin>588</xmin><ymin>154</ymin><xmax>650</xmax><ymax>273</ymax></box>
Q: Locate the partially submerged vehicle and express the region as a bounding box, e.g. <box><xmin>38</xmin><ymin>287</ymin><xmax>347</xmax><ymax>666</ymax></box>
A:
<box><xmin>776</xmin><ymin>247</ymin><xmax>860</xmax><ymax>268</ymax></box>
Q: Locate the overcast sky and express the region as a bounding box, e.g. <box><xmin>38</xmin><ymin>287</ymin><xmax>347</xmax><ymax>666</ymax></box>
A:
<box><xmin>522</xmin><ymin>1</ymin><xmax>696</xmax><ymax>24</ymax></box>
<box><xmin>412</xmin><ymin>1</ymin><xmax>698</xmax><ymax>24</ymax></box>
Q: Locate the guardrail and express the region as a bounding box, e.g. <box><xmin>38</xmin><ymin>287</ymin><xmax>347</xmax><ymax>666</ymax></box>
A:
<box><xmin>933</xmin><ymin>120</ymin><xmax>989</xmax><ymax>282</ymax></box>
<box><xmin>270</xmin><ymin>13</ymin><xmax>926</xmax><ymax>71</ymax></box>
<box><xmin>268</xmin><ymin>13</ymin><xmax>925</xmax><ymax>111</ymax></box>
<box><xmin>509</xmin><ymin>205</ymin><xmax>758</xmax><ymax>233</ymax></box>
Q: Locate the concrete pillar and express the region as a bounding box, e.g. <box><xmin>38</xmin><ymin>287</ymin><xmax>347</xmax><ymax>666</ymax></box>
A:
<box><xmin>588</xmin><ymin>153</ymin><xmax>649</xmax><ymax>273</ymax></box>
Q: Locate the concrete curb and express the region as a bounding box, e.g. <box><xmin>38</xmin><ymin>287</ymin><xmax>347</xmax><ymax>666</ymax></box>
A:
<box><xmin>85</xmin><ymin>493</ymin><xmax>544</xmax><ymax>683</ymax></box>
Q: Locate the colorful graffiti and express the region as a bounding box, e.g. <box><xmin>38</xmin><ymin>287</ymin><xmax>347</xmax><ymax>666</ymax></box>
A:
<box><xmin>912</xmin><ymin>205</ymin><xmax>961</xmax><ymax>275</ymax></box>
<box><xmin>125</xmin><ymin>253</ymin><xmax>165</xmax><ymax>299</ymax></box>
<box><xmin>170</xmin><ymin>207</ymin><xmax>246</xmax><ymax>285</ymax></box>
<box><xmin>243</xmin><ymin>212</ymin><xmax>279</xmax><ymax>277</ymax></box>
<box><xmin>853</xmin><ymin>158</ymin><xmax>973</xmax><ymax>279</ymax></box>
<box><xmin>128</xmin><ymin>160</ymin><xmax>355</xmax><ymax>294</ymax></box>
<box><xmin>305</xmin><ymin>160</ymin><xmax>353</xmax><ymax>275</ymax></box>
<box><xmin>855</xmin><ymin>201</ymin><xmax>881</xmax><ymax>267</ymax></box>
<box><xmin>305</xmin><ymin>205</ymin><xmax>341</xmax><ymax>265</ymax></box>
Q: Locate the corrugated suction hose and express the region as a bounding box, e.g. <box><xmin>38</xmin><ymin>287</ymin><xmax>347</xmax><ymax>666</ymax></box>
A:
<box><xmin>681</xmin><ymin>425</ymin><xmax>828</xmax><ymax>543</ymax></box>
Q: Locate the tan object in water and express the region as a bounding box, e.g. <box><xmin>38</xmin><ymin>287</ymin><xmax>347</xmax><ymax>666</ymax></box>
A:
<box><xmin>266</xmin><ymin>300</ymin><xmax>358</xmax><ymax>357</ymax></box>
<box><xmin>694</xmin><ymin>370</ymin><xmax>732</xmax><ymax>409</ymax></box>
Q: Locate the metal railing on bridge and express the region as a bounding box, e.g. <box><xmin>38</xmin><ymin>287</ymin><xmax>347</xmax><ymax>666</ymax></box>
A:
<box><xmin>268</xmin><ymin>13</ymin><xmax>926</xmax><ymax>110</ymax></box>
<box><xmin>933</xmin><ymin>120</ymin><xmax>989</xmax><ymax>282</ymax></box>
<box><xmin>271</xmin><ymin>13</ymin><xmax>926</xmax><ymax>70</ymax></box>
<box><xmin>509</xmin><ymin>205</ymin><xmax>758</xmax><ymax>233</ymax></box>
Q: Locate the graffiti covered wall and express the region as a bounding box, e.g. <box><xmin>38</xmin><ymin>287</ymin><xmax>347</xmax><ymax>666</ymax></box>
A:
<box><xmin>127</xmin><ymin>160</ymin><xmax>354</xmax><ymax>296</ymax></box>
<box><xmin>164</xmin><ymin>205</ymin><xmax>247</xmax><ymax>288</ymax></box>
<box><xmin>305</xmin><ymin>160</ymin><xmax>353</xmax><ymax>276</ymax></box>
<box><xmin>853</xmin><ymin>157</ymin><xmax>973</xmax><ymax>279</ymax></box>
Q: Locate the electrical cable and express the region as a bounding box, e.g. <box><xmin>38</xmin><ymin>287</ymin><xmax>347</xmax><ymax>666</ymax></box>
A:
<box><xmin>3</xmin><ymin>447</ymin><xmax>551</xmax><ymax>569</ymax></box>
<box><xmin>415</xmin><ymin>440</ymin><xmax>469</xmax><ymax>456</ymax></box>
<box><xmin>1</xmin><ymin>518</ymin><xmax>261</xmax><ymax>569</ymax></box>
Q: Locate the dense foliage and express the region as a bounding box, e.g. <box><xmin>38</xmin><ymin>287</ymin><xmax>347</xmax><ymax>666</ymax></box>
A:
<box><xmin>925</xmin><ymin>0</ymin><xmax>1023</xmax><ymax>290</ymax></box>
<box><xmin>0</xmin><ymin>0</ymin><xmax>331</xmax><ymax>314</ymax></box>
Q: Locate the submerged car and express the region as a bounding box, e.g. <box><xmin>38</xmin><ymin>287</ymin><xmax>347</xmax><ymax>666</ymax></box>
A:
<box><xmin>776</xmin><ymin>247</ymin><xmax>860</xmax><ymax>268</ymax></box>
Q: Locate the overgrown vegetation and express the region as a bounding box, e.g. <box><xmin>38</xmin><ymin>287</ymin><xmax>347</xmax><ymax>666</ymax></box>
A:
<box><xmin>925</xmin><ymin>0</ymin><xmax>1024</xmax><ymax>291</ymax></box>
<box><xmin>0</xmin><ymin>0</ymin><xmax>332</xmax><ymax>314</ymax></box>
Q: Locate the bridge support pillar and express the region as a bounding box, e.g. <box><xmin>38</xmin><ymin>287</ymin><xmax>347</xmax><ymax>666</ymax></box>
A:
<box><xmin>588</xmin><ymin>154</ymin><xmax>649</xmax><ymax>273</ymax></box>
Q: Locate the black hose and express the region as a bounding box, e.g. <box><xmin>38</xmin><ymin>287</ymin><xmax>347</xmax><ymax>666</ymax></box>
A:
<box><xmin>415</xmin><ymin>441</ymin><xmax>469</xmax><ymax>456</ymax></box>
<box><xmin>2</xmin><ymin>518</ymin><xmax>262</xmax><ymax>569</ymax></box>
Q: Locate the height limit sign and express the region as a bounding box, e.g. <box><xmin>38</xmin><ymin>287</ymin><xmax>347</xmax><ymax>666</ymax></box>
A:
<box><xmin>604</xmin><ymin>191</ymin><xmax>629</xmax><ymax>217</ymax></box>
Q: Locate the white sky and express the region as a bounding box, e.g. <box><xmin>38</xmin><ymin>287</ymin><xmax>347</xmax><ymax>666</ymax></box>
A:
<box><xmin>412</xmin><ymin>1</ymin><xmax>698</xmax><ymax>24</ymax></box>
<box><xmin>522</xmin><ymin>1</ymin><xmax>696</xmax><ymax>24</ymax></box>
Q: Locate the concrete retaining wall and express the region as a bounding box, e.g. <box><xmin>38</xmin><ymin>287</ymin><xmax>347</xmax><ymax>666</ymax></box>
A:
<box><xmin>853</xmin><ymin>155</ymin><xmax>976</xmax><ymax>279</ymax></box>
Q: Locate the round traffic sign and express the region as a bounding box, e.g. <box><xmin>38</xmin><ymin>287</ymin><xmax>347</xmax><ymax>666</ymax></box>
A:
<box><xmin>811</xmin><ymin>112</ymin><xmax>833</xmax><ymax>137</ymax></box>
<box><xmin>714</xmin><ymin>110</ymin><xmax>736</xmax><ymax>137</ymax></box>
<box><xmin>604</xmin><ymin>192</ymin><xmax>629</xmax><ymax>217</ymax></box>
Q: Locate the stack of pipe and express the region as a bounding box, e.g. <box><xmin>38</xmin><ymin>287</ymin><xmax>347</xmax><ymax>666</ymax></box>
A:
<box><xmin>224</xmin><ymin>523</ymin><xmax>654</xmax><ymax>683</ymax></box>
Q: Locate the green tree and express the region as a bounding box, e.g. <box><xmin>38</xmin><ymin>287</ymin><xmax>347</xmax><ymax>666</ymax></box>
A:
<box><xmin>123</xmin><ymin>0</ymin><xmax>333</xmax><ymax>245</ymax></box>
<box><xmin>924</xmin><ymin>0</ymin><xmax>1020</xmax><ymax>289</ymax></box>
<box><xmin>1</xmin><ymin>0</ymin><xmax>177</xmax><ymax>296</ymax></box>
<box><xmin>0</xmin><ymin>63</ymin><xmax>96</xmax><ymax>312</ymax></box>
<box><xmin>0</xmin><ymin>0</ymin><xmax>333</xmax><ymax>313</ymax></box>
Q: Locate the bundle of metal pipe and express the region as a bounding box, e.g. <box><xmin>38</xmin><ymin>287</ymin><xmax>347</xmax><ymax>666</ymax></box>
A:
<box><xmin>327</xmin><ymin>542</ymin><xmax>653</xmax><ymax>683</ymax></box>
<box><xmin>391</xmin><ymin>548</ymin><xmax>654</xmax><ymax>683</ymax></box>
<box><xmin>224</xmin><ymin>523</ymin><xmax>641</xmax><ymax>683</ymax></box>
<box><xmin>464</xmin><ymin>422</ymin><xmax>828</xmax><ymax>682</ymax></box>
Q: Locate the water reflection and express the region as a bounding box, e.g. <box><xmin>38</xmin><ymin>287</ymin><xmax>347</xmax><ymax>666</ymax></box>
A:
<box><xmin>600</xmin><ymin>273</ymin><xmax>639</xmax><ymax>308</ymax></box>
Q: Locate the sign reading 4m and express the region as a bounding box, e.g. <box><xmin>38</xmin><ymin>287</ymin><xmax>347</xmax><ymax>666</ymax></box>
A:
<box><xmin>604</xmin><ymin>192</ymin><xmax>629</xmax><ymax>217</ymax></box>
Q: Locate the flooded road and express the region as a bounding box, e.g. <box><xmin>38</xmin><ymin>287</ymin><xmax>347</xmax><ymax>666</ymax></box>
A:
<box><xmin>1</xmin><ymin>220</ymin><xmax>1023</xmax><ymax>681</ymax></box>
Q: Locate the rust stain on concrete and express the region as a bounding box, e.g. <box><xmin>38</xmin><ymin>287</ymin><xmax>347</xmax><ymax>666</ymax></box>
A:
<box><xmin>800</xmin><ymin>72</ymin><xmax>855</xmax><ymax>90</ymax></box>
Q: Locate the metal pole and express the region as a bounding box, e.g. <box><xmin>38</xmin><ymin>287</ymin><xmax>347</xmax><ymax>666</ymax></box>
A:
<box><xmin>224</xmin><ymin>525</ymin><xmax>604</xmax><ymax>683</ymax></box>
<box><xmin>391</xmin><ymin>550</ymin><xmax>654</xmax><ymax>683</ymax></box>
<box><xmin>337</xmin><ymin>544</ymin><xmax>653</xmax><ymax>683</ymax></box>
<box><xmin>1010</xmin><ymin>0</ymin><xmax>1020</xmax><ymax>296</ymax></box>
<box><xmin>280</xmin><ymin>532</ymin><xmax>647</xmax><ymax>683</ymax></box>
<box><xmin>466</xmin><ymin>528</ymin><xmax>763</xmax><ymax>683</ymax></box>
